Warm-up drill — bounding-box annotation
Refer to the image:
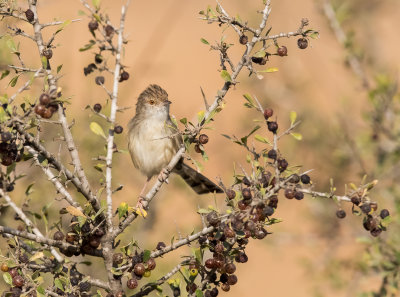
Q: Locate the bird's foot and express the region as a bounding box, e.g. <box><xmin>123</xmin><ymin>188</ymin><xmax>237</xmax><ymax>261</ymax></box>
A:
<box><xmin>134</xmin><ymin>196</ymin><xmax>147</xmax><ymax>218</ymax></box>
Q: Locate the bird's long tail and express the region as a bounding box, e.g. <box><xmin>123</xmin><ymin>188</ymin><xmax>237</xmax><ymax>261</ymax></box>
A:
<box><xmin>173</xmin><ymin>163</ymin><xmax>223</xmax><ymax>194</ymax></box>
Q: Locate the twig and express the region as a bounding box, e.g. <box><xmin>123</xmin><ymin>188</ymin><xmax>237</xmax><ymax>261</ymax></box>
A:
<box><xmin>0</xmin><ymin>189</ymin><xmax>64</xmax><ymax>263</ymax></box>
<box><xmin>9</xmin><ymin>69</ymin><xmax>42</xmax><ymax>104</ymax></box>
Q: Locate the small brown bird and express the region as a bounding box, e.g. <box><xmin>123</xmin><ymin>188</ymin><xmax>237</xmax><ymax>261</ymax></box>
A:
<box><xmin>127</xmin><ymin>84</ymin><xmax>223</xmax><ymax>205</ymax></box>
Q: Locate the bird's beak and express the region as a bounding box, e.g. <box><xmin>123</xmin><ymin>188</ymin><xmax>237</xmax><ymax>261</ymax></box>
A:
<box><xmin>164</xmin><ymin>100</ymin><xmax>172</xmax><ymax>105</ymax></box>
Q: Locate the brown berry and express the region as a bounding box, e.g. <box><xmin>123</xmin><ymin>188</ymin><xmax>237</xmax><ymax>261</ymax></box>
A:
<box><xmin>336</xmin><ymin>209</ymin><xmax>346</xmax><ymax>219</ymax></box>
<box><xmin>267</xmin><ymin>149</ymin><xmax>277</xmax><ymax>160</ymax></box>
<box><xmin>263</xmin><ymin>108</ymin><xmax>273</xmax><ymax>120</ymax></box>
<box><xmin>199</xmin><ymin>134</ymin><xmax>209</xmax><ymax>145</ymax></box>
<box><xmin>360</xmin><ymin>203</ymin><xmax>372</xmax><ymax>214</ymax></box>
<box><xmin>88</xmin><ymin>20</ymin><xmax>99</xmax><ymax>31</ymax></box>
<box><xmin>297</xmin><ymin>37</ymin><xmax>308</xmax><ymax>49</ymax></box>
<box><xmin>1</xmin><ymin>263</ymin><xmax>9</xmax><ymax>272</ymax></box>
<box><xmin>227</xmin><ymin>274</ymin><xmax>238</xmax><ymax>285</ymax></box>
<box><xmin>127</xmin><ymin>278</ymin><xmax>138</xmax><ymax>289</ymax></box>
<box><xmin>13</xmin><ymin>275</ymin><xmax>24</xmax><ymax>287</ymax></box>
<box><xmin>120</xmin><ymin>71</ymin><xmax>130</xmax><ymax>82</ymax></box>
<box><xmin>294</xmin><ymin>191</ymin><xmax>304</xmax><ymax>200</ymax></box>
<box><xmin>351</xmin><ymin>196</ymin><xmax>361</xmax><ymax>205</ymax></box>
<box><xmin>239</xmin><ymin>35</ymin><xmax>248</xmax><ymax>45</ymax></box>
<box><xmin>41</xmin><ymin>108</ymin><xmax>53</xmax><ymax>119</ymax></box>
<box><xmin>105</xmin><ymin>25</ymin><xmax>114</xmax><ymax>37</ymax></box>
<box><xmin>42</xmin><ymin>49</ymin><xmax>53</xmax><ymax>59</ymax></box>
<box><xmin>226</xmin><ymin>189</ymin><xmax>236</xmax><ymax>200</ymax></box>
<box><xmin>194</xmin><ymin>144</ymin><xmax>202</xmax><ymax>154</ymax></box>
<box><xmin>205</xmin><ymin>258</ymin><xmax>216</xmax><ymax>269</ymax></box>
<box><xmin>114</xmin><ymin>125</ymin><xmax>123</xmax><ymax>134</ymax></box>
<box><xmin>370</xmin><ymin>228</ymin><xmax>382</xmax><ymax>237</ymax></box>
<box><xmin>215</xmin><ymin>242</ymin><xmax>224</xmax><ymax>253</ymax></box>
<box><xmin>224</xmin><ymin>226</ymin><xmax>235</xmax><ymax>238</ymax></box>
<box><xmin>39</xmin><ymin>93</ymin><xmax>51</xmax><ymax>105</ymax></box>
<box><xmin>134</xmin><ymin>263</ymin><xmax>145</xmax><ymax>276</ymax></box>
<box><xmin>221</xmin><ymin>283</ymin><xmax>230</xmax><ymax>292</ymax></box>
<box><xmin>284</xmin><ymin>188</ymin><xmax>295</xmax><ymax>199</ymax></box>
<box><xmin>380</xmin><ymin>209</ymin><xmax>389</xmax><ymax>219</ymax></box>
<box><xmin>89</xmin><ymin>236</ymin><xmax>100</xmax><ymax>248</ymax></box>
<box><xmin>224</xmin><ymin>263</ymin><xmax>236</xmax><ymax>274</ymax></box>
<box><xmin>267</xmin><ymin>121</ymin><xmax>278</xmax><ymax>133</ymax></box>
<box><xmin>278</xmin><ymin>158</ymin><xmax>288</xmax><ymax>171</ymax></box>
<box><xmin>277</xmin><ymin>46</ymin><xmax>287</xmax><ymax>56</ymax></box>
<box><xmin>238</xmin><ymin>200</ymin><xmax>248</xmax><ymax>210</ymax></box>
<box><xmin>113</xmin><ymin>253</ymin><xmax>123</xmax><ymax>265</ymax></box>
<box><xmin>25</xmin><ymin>9</ymin><xmax>34</xmax><ymax>22</ymax></box>
<box><xmin>93</xmin><ymin>103</ymin><xmax>102</xmax><ymax>113</ymax></box>
<box><xmin>206</xmin><ymin>211</ymin><xmax>219</xmax><ymax>226</ymax></box>
<box><xmin>300</xmin><ymin>174</ymin><xmax>311</xmax><ymax>184</ymax></box>
<box><xmin>34</xmin><ymin>104</ymin><xmax>46</xmax><ymax>116</ymax></box>
<box><xmin>156</xmin><ymin>241</ymin><xmax>166</xmax><ymax>250</ymax></box>
<box><xmin>146</xmin><ymin>258</ymin><xmax>156</xmax><ymax>270</ymax></box>
<box><xmin>53</xmin><ymin>231</ymin><xmax>64</xmax><ymax>241</ymax></box>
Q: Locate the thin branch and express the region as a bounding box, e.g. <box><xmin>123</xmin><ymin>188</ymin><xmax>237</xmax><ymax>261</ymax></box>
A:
<box><xmin>41</xmin><ymin>18</ymin><xmax>81</xmax><ymax>28</ymax></box>
<box><xmin>0</xmin><ymin>189</ymin><xmax>64</xmax><ymax>263</ymax></box>
<box><xmin>88</xmin><ymin>277</ymin><xmax>110</xmax><ymax>290</ymax></box>
<box><xmin>9</xmin><ymin>69</ymin><xmax>42</xmax><ymax>104</ymax></box>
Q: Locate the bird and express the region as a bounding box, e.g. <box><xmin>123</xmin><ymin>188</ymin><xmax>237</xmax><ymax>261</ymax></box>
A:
<box><xmin>127</xmin><ymin>84</ymin><xmax>223</xmax><ymax>208</ymax></box>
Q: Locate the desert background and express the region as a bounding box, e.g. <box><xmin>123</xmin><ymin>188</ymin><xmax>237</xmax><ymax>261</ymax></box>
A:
<box><xmin>1</xmin><ymin>0</ymin><xmax>400</xmax><ymax>296</ymax></box>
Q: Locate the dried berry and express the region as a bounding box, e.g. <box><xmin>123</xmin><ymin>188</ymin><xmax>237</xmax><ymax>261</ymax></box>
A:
<box><xmin>227</xmin><ymin>274</ymin><xmax>238</xmax><ymax>285</ymax></box>
<box><xmin>263</xmin><ymin>108</ymin><xmax>273</xmax><ymax>120</ymax></box>
<box><xmin>95</xmin><ymin>76</ymin><xmax>105</xmax><ymax>85</ymax></box>
<box><xmin>88</xmin><ymin>20</ymin><xmax>99</xmax><ymax>31</ymax></box>
<box><xmin>300</xmin><ymin>174</ymin><xmax>311</xmax><ymax>184</ymax></box>
<box><xmin>225</xmin><ymin>262</ymin><xmax>236</xmax><ymax>274</ymax></box>
<box><xmin>156</xmin><ymin>241</ymin><xmax>166</xmax><ymax>250</ymax></box>
<box><xmin>39</xmin><ymin>93</ymin><xmax>51</xmax><ymax>105</ymax></box>
<box><xmin>351</xmin><ymin>196</ymin><xmax>361</xmax><ymax>205</ymax></box>
<box><xmin>79</xmin><ymin>281</ymin><xmax>91</xmax><ymax>292</ymax></box>
<box><xmin>235</xmin><ymin>252</ymin><xmax>248</xmax><ymax>263</ymax></box>
<box><xmin>224</xmin><ymin>226</ymin><xmax>235</xmax><ymax>238</ymax></box>
<box><xmin>93</xmin><ymin>103</ymin><xmax>102</xmax><ymax>113</ymax></box>
<box><xmin>336</xmin><ymin>209</ymin><xmax>346</xmax><ymax>219</ymax></box>
<box><xmin>267</xmin><ymin>121</ymin><xmax>278</xmax><ymax>133</ymax></box>
<box><xmin>114</xmin><ymin>125</ymin><xmax>123</xmax><ymax>134</ymax></box>
<box><xmin>13</xmin><ymin>275</ymin><xmax>24</xmax><ymax>287</ymax></box>
<box><xmin>278</xmin><ymin>158</ymin><xmax>288</xmax><ymax>171</ymax></box>
<box><xmin>284</xmin><ymin>188</ymin><xmax>295</xmax><ymax>199</ymax></box>
<box><xmin>226</xmin><ymin>189</ymin><xmax>236</xmax><ymax>200</ymax></box>
<box><xmin>220</xmin><ymin>273</ymin><xmax>229</xmax><ymax>283</ymax></box>
<box><xmin>267</xmin><ymin>149</ymin><xmax>277</xmax><ymax>160</ymax></box>
<box><xmin>120</xmin><ymin>71</ymin><xmax>130</xmax><ymax>82</ymax></box>
<box><xmin>206</xmin><ymin>211</ymin><xmax>220</xmax><ymax>226</ymax></box>
<box><xmin>194</xmin><ymin>144</ymin><xmax>202</xmax><ymax>154</ymax></box>
<box><xmin>239</xmin><ymin>35</ymin><xmax>248</xmax><ymax>44</ymax></box>
<box><xmin>173</xmin><ymin>287</ymin><xmax>181</xmax><ymax>297</ymax></box>
<box><xmin>41</xmin><ymin>108</ymin><xmax>53</xmax><ymax>119</ymax></box>
<box><xmin>297</xmin><ymin>37</ymin><xmax>308</xmax><ymax>49</ymax></box>
<box><xmin>42</xmin><ymin>49</ymin><xmax>53</xmax><ymax>60</ymax></box>
<box><xmin>89</xmin><ymin>236</ymin><xmax>100</xmax><ymax>248</ymax></box>
<box><xmin>360</xmin><ymin>203</ymin><xmax>372</xmax><ymax>214</ymax></box>
<box><xmin>53</xmin><ymin>231</ymin><xmax>64</xmax><ymax>241</ymax></box>
<box><xmin>380</xmin><ymin>209</ymin><xmax>389</xmax><ymax>219</ymax></box>
<box><xmin>238</xmin><ymin>200</ymin><xmax>248</xmax><ymax>210</ymax></box>
<box><xmin>199</xmin><ymin>134</ymin><xmax>209</xmax><ymax>145</ymax></box>
<box><xmin>205</xmin><ymin>258</ymin><xmax>216</xmax><ymax>269</ymax></box>
<box><xmin>127</xmin><ymin>278</ymin><xmax>138</xmax><ymax>289</ymax></box>
<box><xmin>263</xmin><ymin>206</ymin><xmax>274</xmax><ymax>217</ymax></box>
<box><xmin>113</xmin><ymin>253</ymin><xmax>123</xmax><ymax>265</ymax></box>
<box><xmin>294</xmin><ymin>191</ymin><xmax>304</xmax><ymax>200</ymax></box>
<box><xmin>1</xmin><ymin>132</ymin><xmax>12</xmax><ymax>142</ymax></box>
<box><xmin>146</xmin><ymin>258</ymin><xmax>156</xmax><ymax>270</ymax></box>
<box><xmin>134</xmin><ymin>263</ymin><xmax>145</xmax><ymax>276</ymax></box>
<box><xmin>215</xmin><ymin>242</ymin><xmax>224</xmax><ymax>253</ymax></box>
<box><xmin>370</xmin><ymin>228</ymin><xmax>382</xmax><ymax>237</ymax></box>
<box><xmin>251</xmin><ymin>56</ymin><xmax>268</xmax><ymax>65</ymax></box>
<box><xmin>25</xmin><ymin>9</ymin><xmax>34</xmax><ymax>22</ymax></box>
<box><xmin>221</xmin><ymin>283</ymin><xmax>230</xmax><ymax>292</ymax></box>
<box><xmin>210</xmin><ymin>288</ymin><xmax>219</xmax><ymax>297</ymax></box>
<box><xmin>277</xmin><ymin>46</ymin><xmax>288</xmax><ymax>56</ymax></box>
<box><xmin>363</xmin><ymin>216</ymin><xmax>377</xmax><ymax>231</ymax></box>
<box><xmin>105</xmin><ymin>25</ymin><xmax>114</xmax><ymax>37</ymax></box>
<box><xmin>255</xmin><ymin>228</ymin><xmax>267</xmax><ymax>239</ymax></box>
<box><xmin>242</xmin><ymin>188</ymin><xmax>252</xmax><ymax>200</ymax></box>
<box><xmin>1</xmin><ymin>263</ymin><xmax>9</xmax><ymax>272</ymax></box>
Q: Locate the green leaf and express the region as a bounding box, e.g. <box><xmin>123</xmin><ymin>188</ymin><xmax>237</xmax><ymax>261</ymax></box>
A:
<box><xmin>259</xmin><ymin>67</ymin><xmax>279</xmax><ymax>73</ymax></box>
<box><xmin>3</xmin><ymin>272</ymin><xmax>12</xmax><ymax>285</ymax></box>
<box><xmin>117</xmin><ymin>202</ymin><xmax>128</xmax><ymax>219</ymax></box>
<box><xmin>310</xmin><ymin>32</ymin><xmax>319</xmax><ymax>39</ymax></box>
<box><xmin>92</xmin><ymin>0</ymin><xmax>101</xmax><ymax>9</ymax></box>
<box><xmin>380</xmin><ymin>215</ymin><xmax>392</xmax><ymax>227</ymax></box>
<box><xmin>1</xmin><ymin>70</ymin><xmax>10</xmax><ymax>80</ymax></box>
<box><xmin>54</xmin><ymin>278</ymin><xmax>64</xmax><ymax>291</ymax></box>
<box><xmin>220</xmin><ymin>70</ymin><xmax>232</xmax><ymax>82</ymax></box>
<box><xmin>180</xmin><ymin>118</ymin><xmax>187</xmax><ymax>125</ymax></box>
<box><xmin>79</xmin><ymin>40</ymin><xmax>96</xmax><ymax>52</ymax></box>
<box><xmin>242</xmin><ymin>94</ymin><xmax>255</xmax><ymax>107</ymax></box>
<box><xmin>290</xmin><ymin>132</ymin><xmax>302</xmax><ymax>140</ymax></box>
<box><xmin>197</xmin><ymin>110</ymin><xmax>205</xmax><ymax>123</ymax></box>
<box><xmin>6</xmin><ymin>38</ymin><xmax>17</xmax><ymax>52</ymax></box>
<box><xmin>200</xmin><ymin>38</ymin><xmax>209</xmax><ymax>45</ymax></box>
<box><xmin>9</xmin><ymin>75</ymin><xmax>19</xmax><ymax>87</ymax></box>
<box><xmin>57</xmin><ymin>64</ymin><xmax>63</xmax><ymax>73</ymax></box>
<box><xmin>143</xmin><ymin>250</ymin><xmax>151</xmax><ymax>262</ymax></box>
<box><xmin>253</xmin><ymin>49</ymin><xmax>266</xmax><ymax>58</ymax></box>
<box><xmin>289</xmin><ymin>111</ymin><xmax>297</xmax><ymax>125</ymax></box>
<box><xmin>90</xmin><ymin>122</ymin><xmax>106</xmax><ymax>139</ymax></box>
<box><xmin>254</xmin><ymin>134</ymin><xmax>271</xmax><ymax>144</ymax></box>
<box><xmin>196</xmin><ymin>289</ymin><xmax>204</xmax><ymax>297</ymax></box>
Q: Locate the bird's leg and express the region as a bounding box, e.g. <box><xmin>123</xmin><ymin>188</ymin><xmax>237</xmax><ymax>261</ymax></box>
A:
<box><xmin>136</xmin><ymin>177</ymin><xmax>151</xmax><ymax>215</ymax></box>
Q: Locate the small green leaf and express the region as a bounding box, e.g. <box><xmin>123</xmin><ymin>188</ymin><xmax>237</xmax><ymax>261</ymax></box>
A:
<box><xmin>92</xmin><ymin>0</ymin><xmax>101</xmax><ymax>9</ymax></box>
<box><xmin>3</xmin><ymin>272</ymin><xmax>12</xmax><ymax>285</ymax></box>
<box><xmin>200</xmin><ymin>38</ymin><xmax>209</xmax><ymax>45</ymax></box>
<box><xmin>253</xmin><ymin>49</ymin><xmax>266</xmax><ymax>58</ymax></box>
<box><xmin>9</xmin><ymin>75</ymin><xmax>19</xmax><ymax>87</ymax></box>
<box><xmin>289</xmin><ymin>111</ymin><xmax>297</xmax><ymax>125</ymax></box>
<box><xmin>254</xmin><ymin>134</ymin><xmax>271</xmax><ymax>144</ymax></box>
<box><xmin>259</xmin><ymin>67</ymin><xmax>279</xmax><ymax>73</ymax></box>
<box><xmin>381</xmin><ymin>215</ymin><xmax>392</xmax><ymax>227</ymax></box>
<box><xmin>117</xmin><ymin>202</ymin><xmax>128</xmax><ymax>219</ymax></box>
<box><xmin>243</xmin><ymin>94</ymin><xmax>255</xmax><ymax>107</ymax></box>
<box><xmin>57</xmin><ymin>64</ymin><xmax>63</xmax><ymax>73</ymax></box>
<box><xmin>54</xmin><ymin>278</ymin><xmax>64</xmax><ymax>291</ymax></box>
<box><xmin>220</xmin><ymin>70</ymin><xmax>232</xmax><ymax>82</ymax></box>
<box><xmin>197</xmin><ymin>110</ymin><xmax>205</xmax><ymax>123</ymax></box>
<box><xmin>143</xmin><ymin>250</ymin><xmax>151</xmax><ymax>262</ymax></box>
<box><xmin>90</xmin><ymin>122</ymin><xmax>106</xmax><ymax>139</ymax></box>
<box><xmin>1</xmin><ymin>70</ymin><xmax>10</xmax><ymax>80</ymax></box>
<box><xmin>290</xmin><ymin>132</ymin><xmax>302</xmax><ymax>140</ymax></box>
<box><xmin>310</xmin><ymin>32</ymin><xmax>319</xmax><ymax>39</ymax></box>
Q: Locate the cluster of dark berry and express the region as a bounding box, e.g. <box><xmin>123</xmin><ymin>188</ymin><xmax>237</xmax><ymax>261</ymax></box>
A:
<box><xmin>83</xmin><ymin>19</ymin><xmax>130</xmax><ymax>85</ymax></box>
<box><xmin>194</xmin><ymin>134</ymin><xmax>209</xmax><ymax>154</ymax></box>
<box><xmin>335</xmin><ymin>195</ymin><xmax>389</xmax><ymax>237</ymax></box>
<box><xmin>0</xmin><ymin>264</ymin><xmax>34</xmax><ymax>297</ymax></box>
<box><xmin>55</xmin><ymin>216</ymin><xmax>105</xmax><ymax>257</ymax></box>
<box><xmin>249</xmin><ymin>36</ymin><xmax>309</xmax><ymax>66</ymax></box>
<box><xmin>0</xmin><ymin>129</ymin><xmax>23</xmax><ymax>172</ymax></box>
<box><xmin>34</xmin><ymin>93</ymin><xmax>59</xmax><ymax>119</ymax></box>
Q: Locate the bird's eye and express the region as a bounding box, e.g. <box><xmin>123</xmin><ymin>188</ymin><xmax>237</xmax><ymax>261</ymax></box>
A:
<box><xmin>149</xmin><ymin>99</ymin><xmax>155</xmax><ymax>105</ymax></box>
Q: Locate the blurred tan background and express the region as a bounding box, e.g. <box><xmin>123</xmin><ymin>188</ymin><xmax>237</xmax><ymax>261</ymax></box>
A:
<box><xmin>1</xmin><ymin>0</ymin><xmax>400</xmax><ymax>296</ymax></box>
